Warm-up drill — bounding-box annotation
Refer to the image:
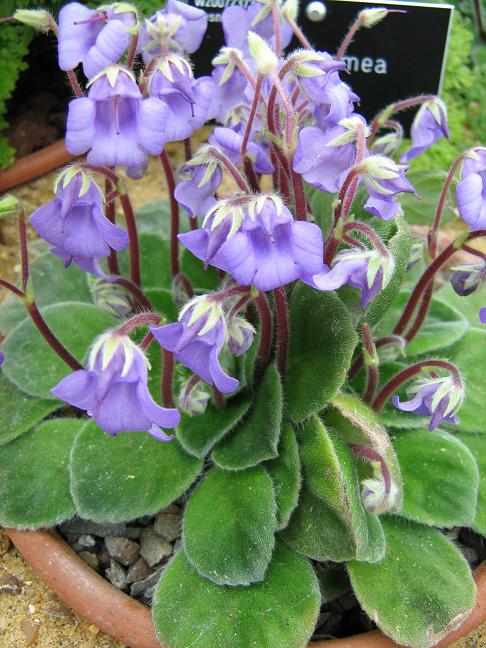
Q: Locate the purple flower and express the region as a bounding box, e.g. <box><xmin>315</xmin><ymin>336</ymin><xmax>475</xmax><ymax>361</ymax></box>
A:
<box><xmin>456</xmin><ymin>148</ymin><xmax>486</xmax><ymax>230</ymax></box>
<box><xmin>480</xmin><ymin>308</ymin><xmax>486</xmax><ymax>324</ymax></box>
<box><xmin>359</xmin><ymin>156</ymin><xmax>416</xmax><ymax>221</ymax></box>
<box><xmin>222</xmin><ymin>4</ymin><xmax>293</xmax><ymax>57</ymax></box>
<box><xmin>312</xmin><ymin>247</ymin><xmax>395</xmax><ymax>306</ymax></box>
<box><xmin>52</xmin><ymin>332</ymin><xmax>179</xmax><ymax>440</ymax></box>
<box><xmin>0</xmin><ymin>352</ymin><xmax>4</xmax><ymax>366</ymax></box>
<box><xmin>179</xmin><ymin>195</ymin><xmax>325</xmax><ymax>291</ymax></box>
<box><xmin>401</xmin><ymin>98</ymin><xmax>449</xmax><ymax>162</ymax></box>
<box><xmin>175</xmin><ymin>164</ymin><xmax>222</xmax><ymax>219</ymax></box>
<box><xmin>293</xmin><ymin>117</ymin><xmax>366</xmax><ymax>193</ymax></box>
<box><xmin>58</xmin><ymin>2</ymin><xmax>136</xmax><ymax>78</ymax></box>
<box><xmin>140</xmin><ymin>0</ymin><xmax>207</xmax><ymax>61</ymax></box>
<box><xmin>207</xmin><ymin>63</ymin><xmax>251</xmax><ymax>124</ymax></box>
<box><xmin>30</xmin><ymin>168</ymin><xmax>128</xmax><ymax>276</ymax></box>
<box><xmin>66</xmin><ymin>66</ymin><xmax>168</xmax><ymax>169</ymax></box>
<box><xmin>311</xmin><ymin>72</ymin><xmax>360</xmax><ymax>131</ymax></box>
<box><xmin>392</xmin><ymin>374</ymin><xmax>463</xmax><ymax>431</ymax></box>
<box><xmin>151</xmin><ymin>296</ymin><xmax>239</xmax><ymax>394</ymax></box>
<box><xmin>209</xmin><ymin>126</ymin><xmax>274</xmax><ymax>175</ymax></box>
<box><xmin>148</xmin><ymin>58</ymin><xmax>213</xmax><ymax>141</ymax></box>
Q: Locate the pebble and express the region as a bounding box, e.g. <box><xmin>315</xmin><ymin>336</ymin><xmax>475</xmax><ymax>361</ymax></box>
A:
<box><xmin>60</xmin><ymin>517</ymin><xmax>127</xmax><ymax>537</ymax></box>
<box><xmin>139</xmin><ymin>528</ymin><xmax>172</xmax><ymax>567</ymax></box>
<box><xmin>154</xmin><ymin>511</ymin><xmax>182</xmax><ymax>542</ymax></box>
<box><xmin>0</xmin><ymin>617</ymin><xmax>8</xmax><ymax>634</ymax></box>
<box><xmin>97</xmin><ymin>545</ymin><xmax>111</xmax><ymax>569</ymax></box>
<box><xmin>78</xmin><ymin>534</ymin><xmax>96</xmax><ymax>549</ymax></box>
<box><xmin>130</xmin><ymin>567</ymin><xmax>164</xmax><ymax>601</ymax></box>
<box><xmin>125</xmin><ymin>526</ymin><xmax>143</xmax><ymax>540</ymax></box>
<box><xmin>0</xmin><ymin>571</ymin><xmax>23</xmax><ymax>595</ymax></box>
<box><xmin>105</xmin><ymin>536</ymin><xmax>140</xmax><ymax>566</ymax></box>
<box><xmin>20</xmin><ymin>619</ymin><xmax>40</xmax><ymax>646</ymax></box>
<box><xmin>127</xmin><ymin>557</ymin><xmax>152</xmax><ymax>584</ymax></box>
<box><xmin>78</xmin><ymin>551</ymin><xmax>100</xmax><ymax>571</ymax></box>
<box><xmin>105</xmin><ymin>560</ymin><xmax>127</xmax><ymax>590</ymax></box>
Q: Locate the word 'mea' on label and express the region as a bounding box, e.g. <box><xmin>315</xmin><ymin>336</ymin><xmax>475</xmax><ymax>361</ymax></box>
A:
<box><xmin>342</xmin><ymin>56</ymin><xmax>388</xmax><ymax>75</ymax></box>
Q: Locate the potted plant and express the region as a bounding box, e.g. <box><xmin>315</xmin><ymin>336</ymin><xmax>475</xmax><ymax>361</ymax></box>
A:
<box><xmin>1</xmin><ymin>3</ymin><xmax>486</xmax><ymax>648</ymax></box>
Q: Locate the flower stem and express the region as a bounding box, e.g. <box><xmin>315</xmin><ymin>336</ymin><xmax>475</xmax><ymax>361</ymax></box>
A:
<box><xmin>241</xmin><ymin>74</ymin><xmax>263</xmax><ymax>160</ymax></box>
<box><xmin>343</xmin><ymin>221</ymin><xmax>388</xmax><ymax>255</ymax></box>
<box><xmin>272</xmin><ymin>0</ymin><xmax>282</xmax><ymax>56</ymax></box>
<box><xmin>351</xmin><ymin>444</ymin><xmax>391</xmax><ymax>494</ymax></box>
<box><xmin>349</xmin><ymin>335</ymin><xmax>404</xmax><ymax>378</ymax></box>
<box><xmin>208</xmin><ymin>147</ymin><xmax>250</xmax><ymax>193</ymax></box>
<box><xmin>274</xmin><ymin>287</ymin><xmax>289</xmax><ymax>375</ymax></box>
<box><xmin>162</xmin><ymin>349</ymin><xmax>175</xmax><ymax>408</ymax></box>
<box><xmin>212</xmin><ymin>386</ymin><xmax>226</xmax><ymax>409</ymax></box>
<box><xmin>0</xmin><ymin>278</ymin><xmax>24</xmax><ymax>298</ymax></box>
<box><xmin>26</xmin><ymin>302</ymin><xmax>82</xmax><ymax>370</ymax></box>
<box><xmin>429</xmin><ymin>153</ymin><xmax>465</xmax><ymax>258</ymax></box>
<box><xmin>66</xmin><ymin>70</ymin><xmax>84</xmax><ymax>97</ymax></box>
<box><xmin>17</xmin><ymin>207</ymin><xmax>29</xmax><ymax>292</ymax></box>
<box><xmin>160</xmin><ymin>150</ymin><xmax>180</xmax><ymax>277</ymax></box>
<box><xmin>369</xmin><ymin>95</ymin><xmax>436</xmax><ymax>138</ymax></box>
<box><xmin>285</xmin><ymin>14</ymin><xmax>312</xmax><ymax>48</ymax></box>
<box><xmin>118</xmin><ymin>191</ymin><xmax>141</xmax><ymax>286</ymax></box>
<box><xmin>372</xmin><ymin>359</ymin><xmax>462</xmax><ymax>412</ymax></box>
<box><xmin>105</xmin><ymin>177</ymin><xmax>121</xmax><ymax>276</ymax></box>
<box><xmin>126</xmin><ymin>34</ymin><xmax>138</xmax><ymax>68</ymax></box>
<box><xmin>116</xmin><ymin>312</ymin><xmax>161</xmax><ymax>336</ymax></box>
<box><xmin>336</xmin><ymin>14</ymin><xmax>363</xmax><ymax>59</ymax></box>
<box><xmin>254</xmin><ymin>292</ymin><xmax>273</xmax><ymax>377</ymax></box>
<box><xmin>403</xmin><ymin>283</ymin><xmax>433</xmax><ymax>344</ymax></box>
<box><xmin>362</xmin><ymin>324</ymin><xmax>378</xmax><ymax>404</ymax></box>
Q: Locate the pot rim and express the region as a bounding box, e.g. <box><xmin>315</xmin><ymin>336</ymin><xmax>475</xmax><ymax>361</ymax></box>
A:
<box><xmin>5</xmin><ymin>527</ymin><xmax>486</xmax><ymax>648</ymax></box>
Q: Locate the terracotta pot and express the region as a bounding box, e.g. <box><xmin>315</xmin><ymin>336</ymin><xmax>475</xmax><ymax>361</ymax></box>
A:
<box><xmin>0</xmin><ymin>139</ymin><xmax>73</xmax><ymax>192</ymax></box>
<box><xmin>6</xmin><ymin>528</ymin><xmax>486</xmax><ymax>648</ymax></box>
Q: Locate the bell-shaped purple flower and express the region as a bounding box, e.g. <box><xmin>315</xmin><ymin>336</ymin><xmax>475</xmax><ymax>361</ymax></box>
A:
<box><xmin>174</xmin><ymin>164</ymin><xmax>222</xmax><ymax>219</ymax></box>
<box><xmin>456</xmin><ymin>148</ymin><xmax>486</xmax><ymax>230</ymax></box>
<box><xmin>66</xmin><ymin>66</ymin><xmax>168</xmax><ymax>169</ymax></box>
<box><xmin>312</xmin><ymin>247</ymin><xmax>395</xmax><ymax>306</ymax></box>
<box><xmin>58</xmin><ymin>2</ymin><xmax>136</xmax><ymax>78</ymax></box>
<box><xmin>312</xmin><ymin>72</ymin><xmax>360</xmax><ymax>131</ymax></box>
<box><xmin>209</xmin><ymin>126</ymin><xmax>274</xmax><ymax>175</ymax></box>
<box><xmin>293</xmin><ymin>117</ymin><xmax>366</xmax><ymax>193</ymax></box>
<box><xmin>141</xmin><ymin>0</ymin><xmax>207</xmax><ymax>61</ymax></box>
<box><xmin>400</xmin><ymin>98</ymin><xmax>449</xmax><ymax>162</ymax></box>
<box><xmin>151</xmin><ymin>296</ymin><xmax>239</xmax><ymax>394</ymax></box>
<box><xmin>207</xmin><ymin>62</ymin><xmax>251</xmax><ymax>124</ymax></box>
<box><xmin>358</xmin><ymin>156</ymin><xmax>416</xmax><ymax>221</ymax></box>
<box><xmin>148</xmin><ymin>58</ymin><xmax>213</xmax><ymax>141</ymax></box>
<box><xmin>221</xmin><ymin>3</ymin><xmax>292</xmax><ymax>57</ymax></box>
<box><xmin>30</xmin><ymin>168</ymin><xmax>128</xmax><ymax>276</ymax></box>
<box><xmin>392</xmin><ymin>374</ymin><xmax>464</xmax><ymax>431</ymax></box>
<box><xmin>52</xmin><ymin>332</ymin><xmax>180</xmax><ymax>440</ymax></box>
<box><xmin>179</xmin><ymin>195</ymin><xmax>325</xmax><ymax>291</ymax></box>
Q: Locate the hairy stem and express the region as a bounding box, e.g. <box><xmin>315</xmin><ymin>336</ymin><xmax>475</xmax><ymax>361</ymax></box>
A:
<box><xmin>274</xmin><ymin>287</ymin><xmax>289</xmax><ymax>375</ymax></box>
<box><xmin>27</xmin><ymin>302</ymin><xmax>82</xmax><ymax>370</ymax></box>
<box><xmin>160</xmin><ymin>150</ymin><xmax>180</xmax><ymax>277</ymax></box>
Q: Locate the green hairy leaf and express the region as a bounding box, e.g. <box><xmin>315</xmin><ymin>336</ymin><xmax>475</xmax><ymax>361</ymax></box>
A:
<box><xmin>393</xmin><ymin>429</ymin><xmax>479</xmax><ymax>528</ymax></box>
<box><xmin>348</xmin><ymin>516</ymin><xmax>476</xmax><ymax>648</ymax></box>
<box><xmin>455</xmin><ymin>433</ymin><xmax>486</xmax><ymax>536</ymax></box>
<box><xmin>266</xmin><ymin>422</ymin><xmax>301</xmax><ymax>529</ymax></box>
<box><xmin>70</xmin><ymin>421</ymin><xmax>203</xmax><ymax>523</ymax></box>
<box><xmin>398</xmin><ymin>171</ymin><xmax>455</xmax><ymax>225</ymax></box>
<box><xmin>285</xmin><ymin>285</ymin><xmax>357</xmax><ymax>422</ymax></box>
<box><xmin>153</xmin><ymin>543</ymin><xmax>321</xmax><ymax>648</ymax></box>
<box><xmin>0</xmin><ymin>418</ymin><xmax>85</xmax><ymax>529</ymax></box>
<box><xmin>183</xmin><ymin>466</ymin><xmax>277</xmax><ymax>586</ymax></box>
<box><xmin>119</xmin><ymin>234</ymin><xmax>172</xmax><ymax>290</ymax></box>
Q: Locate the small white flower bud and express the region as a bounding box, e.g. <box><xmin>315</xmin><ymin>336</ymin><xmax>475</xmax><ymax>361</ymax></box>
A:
<box><xmin>247</xmin><ymin>31</ymin><xmax>278</xmax><ymax>76</ymax></box>
<box><xmin>13</xmin><ymin>9</ymin><xmax>55</xmax><ymax>33</ymax></box>
<box><xmin>0</xmin><ymin>194</ymin><xmax>20</xmax><ymax>219</ymax></box>
<box><xmin>359</xmin><ymin>8</ymin><xmax>389</xmax><ymax>28</ymax></box>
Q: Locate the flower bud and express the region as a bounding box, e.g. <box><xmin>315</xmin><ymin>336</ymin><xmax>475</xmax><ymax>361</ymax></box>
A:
<box><xmin>361</xmin><ymin>474</ymin><xmax>399</xmax><ymax>514</ymax></box>
<box><xmin>371</xmin><ymin>130</ymin><xmax>403</xmax><ymax>157</ymax></box>
<box><xmin>283</xmin><ymin>0</ymin><xmax>299</xmax><ymax>21</ymax></box>
<box><xmin>247</xmin><ymin>31</ymin><xmax>278</xmax><ymax>76</ymax></box>
<box><xmin>227</xmin><ymin>317</ymin><xmax>255</xmax><ymax>356</ymax></box>
<box><xmin>359</xmin><ymin>7</ymin><xmax>389</xmax><ymax>27</ymax></box>
<box><xmin>450</xmin><ymin>263</ymin><xmax>486</xmax><ymax>297</ymax></box>
<box><xmin>0</xmin><ymin>194</ymin><xmax>20</xmax><ymax>219</ymax></box>
<box><xmin>178</xmin><ymin>378</ymin><xmax>210</xmax><ymax>416</ymax></box>
<box><xmin>14</xmin><ymin>9</ymin><xmax>55</xmax><ymax>33</ymax></box>
<box><xmin>89</xmin><ymin>278</ymin><xmax>132</xmax><ymax>318</ymax></box>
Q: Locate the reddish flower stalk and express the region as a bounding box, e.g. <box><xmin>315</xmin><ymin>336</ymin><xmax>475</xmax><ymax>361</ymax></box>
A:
<box><xmin>254</xmin><ymin>292</ymin><xmax>273</xmax><ymax>376</ymax></box>
<box><xmin>105</xmin><ymin>177</ymin><xmax>121</xmax><ymax>276</ymax></box>
<box><xmin>372</xmin><ymin>359</ymin><xmax>462</xmax><ymax>413</ymax></box>
<box><xmin>66</xmin><ymin>70</ymin><xmax>84</xmax><ymax>97</ymax></box>
<box><xmin>429</xmin><ymin>153</ymin><xmax>465</xmax><ymax>258</ymax></box>
<box><xmin>17</xmin><ymin>207</ymin><xmax>29</xmax><ymax>292</ymax></box>
<box><xmin>369</xmin><ymin>94</ymin><xmax>436</xmax><ymax>138</ymax></box>
<box><xmin>116</xmin><ymin>312</ymin><xmax>161</xmax><ymax>336</ymax></box>
<box><xmin>348</xmin><ymin>335</ymin><xmax>404</xmax><ymax>379</ymax></box>
<box><xmin>285</xmin><ymin>14</ymin><xmax>312</xmax><ymax>48</ymax></box>
<box><xmin>271</xmin><ymin>0</ymin><xmax>282</xmax><ymax>56</ymax></box>
<box><xmin>27</xmin><ymin>302</ymin><xmax>83</xmax><ymax>371</ymax></box>
<box><xmin>274</xmin><ymin>287</ymin><xmax>289</xmax><ymax>375</ymax></box>
<box><xmin>160</xmin><ymin>150</ymin><xmax>180</xmax><ymax>277</ymax></box>
<box><xmin>350</xmin><ymin>444</ymin><xmax>392</xmax><ymax>494</ymax></box>
<box><xmin>212</xmin><ymin>386</ymin><xmax>226</xmax><ymax>409</ymax></box>
<box><xmin>241</xmin><ymin>74</ymin><xmax>263</xmax><ymax>160</ymax></box>
<box><xmin>208</xmin><ymin>147</ymin><xmax>251</xmax><ymax>193</ymax></box>
<box><xmin>126</xmin><ymin>34</ymin><xmax>138</xmax><ymax>68</ymax></box>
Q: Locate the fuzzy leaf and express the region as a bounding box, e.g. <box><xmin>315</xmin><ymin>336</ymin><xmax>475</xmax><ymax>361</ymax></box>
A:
<box><xmin>145</xmin><ymin>287</ymin><xmax>179</xmax><ymax>322</ymax></box>
<box><xmin>266</xmin><ymin>422</ymin><xmax>301</xmax><ymax>529</ymax></box>
<box><xmin>325</xmin><ymin>394</ymin><xmax>403</xmax><ymax>512</ymax></box>
<box><xmin>70</xmin><ymin>421</ymin><xmax>202</xmax><ymax>523</ymax></box>
<box><xmin>285</xmin><ymin>286</ymin><xmax>357</xmax><ymax>422</ymax></box>
<box><xmin>374</xmin><ymin>291</ymin><xmax>469</xmax><ymax>356</ymax></box>
<box><xmin>437</xmin><ymin>282</ymin><xmax>486</xmax><ymax>328</ymax></box>
<box><xmin>455</xmin><ymin>433</ymin><xmax>486</xmax><ymax>535</ymax></box>
<box><xmin>359</xmin><ymin>216</ymin><xmax>412</xmax><ymax>328</ymax></box>
<box><xmin>153</xmin><ymin>542</ymin><xmax>321</xmax><ymax>648</ymax></box>
<box><xmin>282</xmin><ymin>417</ymin><xmax>385</xmax><ymax>563</ymax></box>
<box><xmin>212</xmin><ymin>364</ymin><xmax>282</xmax><ymax>470</ymax></box>
<box><xmin>446</xmin><ymin>329</ymin><xmax>486</xmax><ymax>433</ymax></box>
<box><xmin>183</xmin><ymin>466</ymin><xmax>277</xmax><ymax>586</ymax></box>
<box><xmin>181</xmin><ymin>249</ymin><xmax>219</xmax><ymax>290</ymax></box>
<box><xmin>393</xmin><ymin>429</ymin><xmax>479</xmax><ymax>528</ymax></box>
<box><xmin>0</xmin><ymin>372</ymin><xmax>59</xmax><ymax>446</ymax></box>
<box><xmin>348</xmin><ymin>516</ymin><xmax>476</xmax><ymax>648</ymax></box>
<box><xmin>176</xmin><ymin>395</ymin><xmax>251</xmax><ymax>459</ymax></box>
<box><xmin>0</xmin><ymin>418</ymin><xmax>84</xmax><ymax>529</ymax></box>
<box><xmin>399</xmin><ymin>171</ymin><xmax>455</xmax><ymax>225</ymax></box>
<box><xmin>2</xmin><ymin>302</ymin><xmax>117</xmax><ymax>400</ymax></box>
<box><xmin>119</xmin><ymin>234</ymin><xmax>172</xmax><ymax>289</ymax></box>
<box><xmin>0</xmin><ymin>252</ymin><xmax>92</xmax><ymax>336</ymax></box>
<box><xmin>135</xmin><ymin>199</ymin><xmax>171</xmax><ymax>237</ymax></box>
